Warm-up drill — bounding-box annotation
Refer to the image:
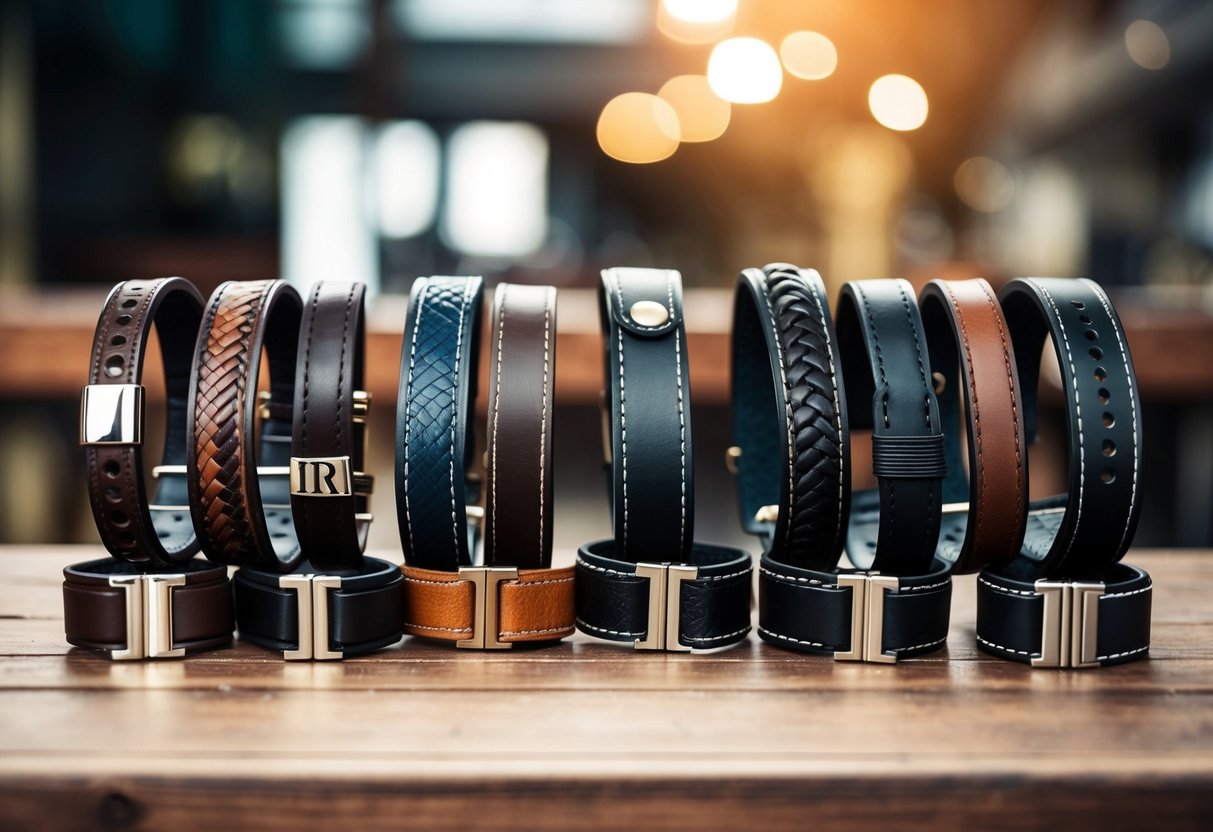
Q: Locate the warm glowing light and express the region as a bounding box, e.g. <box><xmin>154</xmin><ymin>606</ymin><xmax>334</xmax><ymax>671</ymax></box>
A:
<box><xmin>780</xmin><ymin>31</ymin><xmax>837</xmax><ymax>80</ymax></box>
<box><xmin>597</xmin><ymin>92</ymin><xmax>680</xmax><ymax>164</ymax></box>
<box><xmin>661</xmin><ymin>0</ymin><xmax>737</xmax><ymax>25</ymax></box>
<box><xmin>708</xmin><ymin>38</ymin><xmax>783</xmax><ymax>105</ymax></box>
<box><xmin>1125</xmin><ymin>20</ymin><xmax>1170</xmax><ymax>70</ymax></box>
<box><xmin>868</xmin><ymin>74</ymin><xmax>928</xmax><ymax>131</ymax></box>
<box><xmin>954</xmin><ymin>156</ymin><xmax>1015</xmax><ymax>213</ymax></box>
<box><xmin>658</xmin><ymin>75</ymin><xmax>730</xmax><ymax>143</ymax></box>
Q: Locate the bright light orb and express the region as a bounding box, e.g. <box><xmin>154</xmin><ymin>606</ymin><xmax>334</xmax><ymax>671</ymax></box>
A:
<box><xmin>658</xmin><ymin>75</ymin><xmax>730</xmax><ymax>143</ymax></box>
<box><xmin>596</xmin><ymin>92</ymin><xmax>680</xmax><ymax>164</ymax></box>
<box><xmin>868</xmin><ymin>74</ymin><xmax>928</xmax><ymax>131</ymax></box>
<box><xmin>1125</xmin><ymin>19</ymin><xmax>1170</xmax><ymax>70</ymax></box>
<box><xmin>780</xmin><ymin>31</ymin><xmax>837</xmax><ymax>80</ymax></box>
<box><xmin>662</xmin><ymin>0</ymin><xmax>737</xmax><ymax>25</ymax></box>
<box><xmin>708</xmin><ymin>38</ymin><xmax>783</xmax><ymax>105</ymax></box>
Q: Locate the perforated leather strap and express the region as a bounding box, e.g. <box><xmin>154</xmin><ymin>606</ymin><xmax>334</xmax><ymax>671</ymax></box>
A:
<box><xmin>395</xmin><ymin>276</ymin><xmax>484</xmax><ymax>571</ymax></box>
<box><xmin>730</xmin><ymin>264</ymin><xmax>850</xmax><ymax>570</ymax></box>
<box><xmin>81</xmin><ymin>278</ymin><xmax>205</xmax><ymax>568</ymax></box>
<box><xmin>998</xmin><ymin>278</ymin><xmax>1142</xmax><ymax>579</ymax></box>
<box><xmin>919</xmin><ymin>278</ymin><xmax>1027</xmax><ymax>575</ymax></box>
<box><xmin>835</xmin><ymin>279</ymin><xmax>945</xmax><ymax>576</ymax></box>
<box><xmin>290</xmin><ymin>281</ymin><xmax>372</xmax><ymax>574</ymax></box>
<box><xmin>599</xmin><ymin>267</ymin><xmax>693</xmax><ymax>564</ymax></box>
<box><xmin>233</xmin><ymin>556</ymin><xmax>403</xmax><ymax>659</ymax></box>
<box><xmin>976</xmin><ymin>562</ymin><xmax>1151</xmax><ymax>668</ymax></box>
<box><xmin>187</xmin><ymin>280</ymin><xmax>304</xmax><ymax>570</ymax></box>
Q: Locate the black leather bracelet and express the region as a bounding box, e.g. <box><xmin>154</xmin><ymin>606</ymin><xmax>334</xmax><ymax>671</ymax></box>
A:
<box><xmin>575</xmin><ymin>541</ymin><xmax>752</xmax><ymax>651</ymax></box>
<box><xmin>976</xmin><ymin>562</ymin><xmax>1151</xmax><ymax>668</ymax></box>
<box><xmin>835</xmin><ymin>279</ymin><xmax>946</xmax><ymax>576</ymax></box>
<box><xmin>395</xmin><ymin>276</ymin><xmax>484</xmax><ymax>571</ymax></box>
<box><xmin>998</xmin><ymin>278</ymin><xmax>1143</xmax><ymax>579</ymax></box>
<box><xmin>233</xmin><ymin>556</ymin><xmax>404</xmax><ymax>660</ymax></box>
<box><xmin>729</xmin><ymin>264</ymin><xmax>850</xmax><ymax>570</ymax></box>
<box><xmin>289</xmin><ymin>281</ymin><xmax>373</xmax><ymax>574</ymax></box>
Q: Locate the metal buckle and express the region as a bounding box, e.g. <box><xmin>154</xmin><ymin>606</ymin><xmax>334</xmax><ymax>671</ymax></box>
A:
<box><xmin>279</xmin><ymin>574</ymin><xmax>343</xmax><ymax>660</ymax></box>
<box><xmin>107</xmin><ymin>574</ymin><xmax>187</xmax><ymax>660</ymax></box>
<box><xmin>81</xmin><ymin>384</ymin><xmax>144</xmax><ymax>445</ymax></box>
<box><xmin>456</xmin><ymin>567</ymin><xmax>519</xmax><ymax>649</ymax></box>
<box><xmin>633</xmin><ymin>563</ymin><xmax>699</xmax><ymax>651</ymax></box>
<box><xmin>835</xmin><ymin>573</ymin><xmax>899</xmax><ymax>663</ymax></box>
<box><xmin>1033</xmin><ymin>580</ymin><xmax>1105</xmax><ymax>668</ymax></box>
<box><xmin>289</xmin><ymin>456</ymin><xmax>354</xmax><ymax>496</ymax></box>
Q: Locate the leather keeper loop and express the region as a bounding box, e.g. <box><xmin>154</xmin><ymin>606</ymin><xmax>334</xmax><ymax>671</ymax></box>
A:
<box><xmin>871</xmin><ymin>434</ymin><xmax>947</xmax><ymax>479</ymax></box>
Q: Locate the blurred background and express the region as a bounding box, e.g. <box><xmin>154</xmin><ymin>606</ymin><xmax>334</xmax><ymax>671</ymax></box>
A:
<box><xmin>0</xmin><ymin>0</ymin><xmax>1210</xmax><ymax>554</ymax></box>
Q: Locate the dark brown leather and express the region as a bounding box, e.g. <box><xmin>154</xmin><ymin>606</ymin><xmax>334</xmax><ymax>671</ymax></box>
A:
<box><xmin>484</xmin><ymin>283</ymin><xmax>557</xmax><ymax>569</ymax></box>
<box><xmin>187</xmin><ymin>280</ymin><xmax>304</xmax><ymax>570</ymax></box>
<box><xmin>63</xmin><ymin>557</ymin><xmax>233</xmax><ymax>656</ymax></box>
<box><xmin>83</xmin><ymin>278</ymin><xmax>205</xmax><ymax>568</ymax></box>
<box><xmin>290</xmin><ymin>281</ymin><xmax>372</xmax><ymax>573</ymax></box>
<box><xmin>920</xmin><ymin>278</ymin><xmax>1027</xmax><ymax>574</ymax></box>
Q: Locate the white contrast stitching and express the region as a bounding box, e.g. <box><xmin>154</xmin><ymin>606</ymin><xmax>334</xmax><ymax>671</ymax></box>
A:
<box><xmin>807</xmin><ymin>277</ymin><xmax>847</xmax><ymax>552</ymax></box>
<box><xmin>978</xmin><ymin>576</ymin><xmax>1036</xmax><ymax>597</ymax></box>
<box><xmin>891</xmin><ymin>635</ymin><xmax>947</xmax><ymax>653</ymax></box>
<box><xmin>576</xmin><ymin>618</ymin><xmax>644</xmax><ymax>637</ymax></box>
<box><xmin>757</xmin><ymin>626</ymin><xmax>834</xmax><ymax>650</ymax></box>
<box><xmin>669</xmin><ymin>273</ymin><xmax>687</xmax><ymax>555</ymax></box>
<box><xmin>490</xmin><ymin>285</ymin><xmax>506</xmax><ymax>561</ymax></box>
<box><xmin>405</xmin><ymin>622</ymin><xmax>473</xmax><ymax>634</ymax></box>
<box><xmin>516</xmin><ymin>576</ymin><xmax>575</xmax><ymax>587</ymax></box>
<box><xmin>613</xmin><ymin>274</ymin><xmax>629</xmax><ymax>553</ymax></box>
<box><xmin>684</xmin><ymin>626</ymin><xmax>750</xmax><ymax>644</ymax></box>
<box><xmin>538</xmin><ymin>286</ymin><xmax>554</xmax><ymax>563</ymax></box>
<box><xmin>501</xmin><ymin>625</ymin><xmax>576</xmax><ymax>637</ymax></box>
<box><xmin>976</xmin><ymin>634</ymin><xmax>1031</xmax><ymax>656</ymax></box>
<box><xmin>1097</xmin><ymin>644</ymin><xmax>1148</xmax><ymax>661</ymax></box>
<box><xmin>1100</xmin><ymin>584</ymin><xmax>1151</xmax><ymax>599</ymax></box>
<box><xmin>899</xmin><ymin>578</ymin><xmax>950</xmax><ymax>593</ymax></box>
<box><xmin>759</xmin><ymin>566</ymin><xmax>836</xmax><ymax>589</ymax></box>
<box><xmin>758</xmin><ymin>275</ymin><xmax>795</xmax><ymax>557</ymax></box>
<box><xmin>401</xmin><ymin>573</ymin><xmax>460</xmax><ymax>587</ymax></box>
<box><xmin>576</xmin><ymin>558</ymin><xmax>634</xmax><ymax>578</ymax></box>
<box><xmin>449</xmin><ymin>280</ymin><xmax>474</xmax><ymax>558</ymax></box>
<box><xmin>402</xmin><ymin>281</ymin><xmax>429</xmax><ymax>557</ymax></box>
<box><xmin>698</xmin><ymin>567</ymin><xmax>752</xmax><ymax>582</ymax></box>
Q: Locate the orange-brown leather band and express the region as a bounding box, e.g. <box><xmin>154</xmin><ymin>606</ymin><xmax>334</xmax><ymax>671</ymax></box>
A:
<box><xmin>400</xmin><ymin>565</ymin><xmax>575</xmax><ymax>643</ymax></box>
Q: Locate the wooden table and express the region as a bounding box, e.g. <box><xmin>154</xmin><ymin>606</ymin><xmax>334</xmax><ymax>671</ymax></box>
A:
<box><xmin>1</xmin><ymin>547</ymin><xmax>1210</xmax><ymax>830</ymax></box>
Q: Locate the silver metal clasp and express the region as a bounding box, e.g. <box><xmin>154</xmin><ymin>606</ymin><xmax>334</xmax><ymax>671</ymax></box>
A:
<box><xmin>633</xmin><ymin>563</ymin><xmax>699</xmax><ymax>651</ymax></box>
<box><xmin>107</xmin><ymin>573</ymin><xmax>187</xmax><ymax>660</ymax></box>
<box><xmin>279</xmin><ymin>574</ymin><xmax>343</xmax><ymax>660</ymax></box>
<box><xmin>1033</xmin><ymin>580</ymin><xmax>1105</xmax><ymax>668</ymax></box>
<box><xmin>289</xmin><ymin>456</ymin><xmax>354</xmax><ymax>496</ymax></box>
<box><xmin>456</xmin><ymin>567</ymin><xmax>519</xmax><ymax>649</ymax></box>
<box><xmin>81</xmin><ymin>384</ymin><xmax>144</xmax><ymax>445</ymax></box>
<box><xmin>835</xmin><ymin>572</ymin><xmax>899</xmax><ymax>663</ymax></box>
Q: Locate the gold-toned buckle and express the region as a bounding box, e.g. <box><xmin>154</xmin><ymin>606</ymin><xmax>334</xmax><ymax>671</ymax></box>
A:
<box><xmin>1033</xmin><ymin>580</ymin><xmax>1104</xmax><ymax>668</ymax></box>
<box><xmin>81</xmin><ymin>384</ymin><xmax>144</xmax><ymax>445</ymax></box>
<box><xmin>633</xmin><ymin>563</ymin><xmax>699</xmax><ymax>651</ymax></box>
<box><xmin>835</xmin><ymin>573</ymin><xmax>899</xmax><ymax>663</ymax></box>
<box><xmin>456</xmin><ymin>567</ymin><xmax>518</xmax><ymax>649</ymax></box>
<box><xmin>279</xmin><ymin>574</ymin><xmax>343</xmax><ymax>660</ymax></box>
<box><xmin>107</xmin><ymin>574</ymin><xmax>187</xmax><ymax>660</ymax></box>
<box><xmin>352</xmin><ymin>390</ymin><xmax>371</xmax><ymax>423</ymax></box>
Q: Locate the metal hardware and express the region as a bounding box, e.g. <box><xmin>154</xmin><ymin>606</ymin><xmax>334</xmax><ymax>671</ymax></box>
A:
<box><xmin>289</xmin><ymin>456</ymin><xmax>353</xmax><ymax>497</ymax></box>
<box><xmin>152</xmin><ymin>465</ymin><xmax>186</xmax><ymax>478</ymax></box>
<box><xmin>932</xmin><ymin>371</ymin><xmax>947</xmax><ymax>395</ymax></box>
<box><xmin>1033</xmin><ymin>580</ymin><xmax>1104</xmax><ymax>668</ymax></box>
<box><xmin>279</xmin><ymin>574</ymin><xmax>343</xmax><ymax>660</ymax></box>
<box><xmin>81</xmin><ymin>384</ymin><xmax>144</xmax><ymax>445</ymax></box>
<box><xmin>633</xmin><ymin>563</ymin><xmax>699</xmax><ymax>651</ymax></box>
<box><xmin>835</xmin><ymin>573</ymin><xmax>899</xmax><ymax>663</ymax></box>
<box><xmin>352</xmin><ymin>390</ymin><xmax>371</xmax><ymax>422</ymax></box>
<box><xmin>107</xmin><ymin>573</ymin><xmax>187</xmax><ymax>660</ymax></box>
<box><xmin>629</xmin><ymin>300</ymin><xmax>670</xmax><ymax>328</ymax></box>
<box><xmin>754</xmin><ymin>505</ymin><xmax>779</xmax><ymax>524</ymax></box>
<box><xmin>257</xmin><ymin>390</ymin><xmax>272</xmax><ymax>421</ymax></box>
<box><xmin>465</xmin><ymin>505</ymin><xmax>485</xmax><ymax>527</ymax></box>
<box><xmin>725</xmin><ymin>446</ymin><xmax>742</xmax><ymax>476</ymax></box>
<box><xmin>456</xmin><ymin>567</ymin><xmax>519</xmax><ymax>649</ymax></box>
<box><xmin>941</xmin><ymin>501</ymin><xmax>971</xmax><ymax>514</ymax></box>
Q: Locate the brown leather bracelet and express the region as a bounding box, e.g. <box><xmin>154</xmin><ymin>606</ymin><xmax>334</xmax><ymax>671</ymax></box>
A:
<box><xmin>187</xmin><ymin>279</ymin><xmax>304</xmax><ymax>570</ymax></box>
<box><xmin>80</xmin><ymin>277</ymin><xmax>205</xmax><ymax>568</ymax></box>
<box><xmin>920</xmin><ymin>278</ymin><xmax>1028</xmax><ymax>574</ymax></box>
<box><xmin>63</xmin><ymin>557</ymin><xmax>233</xmax><ymax>659</ymax></box>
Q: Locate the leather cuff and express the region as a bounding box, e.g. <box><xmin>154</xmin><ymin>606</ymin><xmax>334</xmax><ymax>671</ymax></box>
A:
<box><xmin>835</xmin><ymin>279</ymin><xmax>945</xmax><ymax>576</ymax></box>
<box><xmin>63</xmin><ymin>557</ymin><xmax>233</xmax><ymax>659</ymax></box>
<box><xmin>233</xmin><ymin>556</ymin><xmax>403</xmax><ymax>659</ymax></box>
<box><xmin>575</xmin><ymin>541</ymin><xmax>752</xmax><ymax>651</ymax></box>
<box><xmin>290</xmin><ymin>281</ymin><xmax>373</xmax><ymax>574</ymax></box>
<box><xmin>919</xmin><ymin>278</ymin><xmax>1028</xmax><ymax>574</ymax></box>
<box><xmin>187</xmin><ymin>280</ymin><xmax>305</xmax><ymax>570</ymax></box>
<box><xmin>998</xmin><ymin>278</ymin><xmax>1143</xmax><ymax>578</ymax></box>
<box><xmin>729</xmin><ymin>263</ymin><xmax>850</xmax><ymax>570</ymax></box>
<box><xmin>976</xmin><ymin>562</ymin><xmax>1151</xmax><ymax>668</ymax></box>
<box><xmin>81</xmin><ymin>277</ymin><xmax>205</xmax><ymax>568</ymax></box>
<box><xmin>757</xmin><ymin>555</ymin><xmax>951</xmax><ymax>661</ymax></box>
<box><xmin>395</xmin><ymin>276</ymin><xmax>484</xmax><ymax>570</ymax></box>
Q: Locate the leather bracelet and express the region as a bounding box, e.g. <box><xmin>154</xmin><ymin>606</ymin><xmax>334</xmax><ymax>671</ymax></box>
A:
<box><xmin>998</xmin><ymin>278</ymin><xmax>1142</xmax><ymax>578</ymax></box>
<box><xmin>835</xmin><ymin>278</ymin><xmax>945</xmax><ymax>576</ymax></box>
<box><xmin>63</xmin><ymin>557</ymin><xmax>233</xmax><ymax>660</ymax></box>
<box><xmin>395</xmin><ymin>276</ymin><xmax>484</xmax><ymax>570</ymax></box>
<box><xmin>289</xmin><ymin>281</ymin><xmax>373</xmax><ymax>574</ymax></box>
<box><xmin>919</xmin><ymin>278</ymin><xmax>1027</xmax><ymax>574</ymax></box>
<box><xmin>233</xmin><ymin>556</ymin><xmax>403</xmax><ymax>660</ymax></box>
<box><xmin>976</xmin><ymin>562</ymin><xmax>1151</xmax><ymax>668</ymax></box>
<box><xmin>187</xmin><ymin>280</ymin><xmax>304</xmax><ymax>570</ymax></box>
<box><xmin>757</xmin><ymin>555</ymin><xmax>952</xmax><ymax>662</ymax></box>
<box><xmin>80</xmin><ymin>277</ymin><xmax>205</xmax><ymax>568</ymax></box>
<box><xmin>729</xmin><ymin>264</ymin><xmax>850</xmax><ymax>570</ymax></box>
<box><xmin>575</xmin><ymin>541</ymin><xmax>752</xmax><ymax>651</ymax></box>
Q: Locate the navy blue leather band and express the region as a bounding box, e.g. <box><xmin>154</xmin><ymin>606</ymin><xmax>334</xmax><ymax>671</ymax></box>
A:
<box><xmin>395</xmin><ymin>276</ymin><xmax>484</xmax><ymax>571</ymax></box>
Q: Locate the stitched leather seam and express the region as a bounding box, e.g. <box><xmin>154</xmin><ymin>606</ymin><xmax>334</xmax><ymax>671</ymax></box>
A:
<box><xmin>977</xmin><ymin>577</ymin><xmax>1036</xmax><ymax>597</ymax></box>
<box><xmin>515</xmin><ymin>576</ymin><xmax>574</xmax><ymax>587</ymax></box>
<box><xmin>576</xmin><ymin>618</ymin><xmax>644</xmax><ymax>637</ymax></box>
<box><xmin>401</xmin><ymin>573</ymin><xmax>459</xmax><ymax>587</ymax></box>
<box><xmin>941</xmin><ymin>285</ymin><xmax>986</xmax><ymax>559</ymax></box>
<box><xmin>758</xmin><ymin>275</ymin><xmax>795</xmax><ymax>557</ymax></box>
<box><xmin>401</xmin><ymin>281</ymin><xmax>429</xmax><ymax>557</ymax></box>
<box><xmin>502</xmin><ymin>625</ymin><xmax>575</xmax><ymax>637</ymax></box>
<box><xmin>613</xmin><ymin>274</ymin><xmax>630</xmax><ymax>553</ymax></box>
<box><xmin>405</xmin><ymin>622</ymin><xmax>473</xmax><ymax>634</ymax></box>
<box><xmin>670</xmin><ymin>274</ymin><xmax>687</xmax><ymax>554</ymax></box>
<box><xmin>895</xmin><ymin>281</ymin><xmax>937</xmax><ymax>561</ymax></box>
<box><xmin>978</xmin><ymin>281</ymin><xmax>1025</xmax><ymax>563</ymax></box>
<box><xmin>1098</xmin><ymin>645</ymin><xmax>1148</xmax><ymax>661</ymax></box>
<box><xmin>300</xmin><ymin>284</ymin><xmax>321</xmax><ymax>455</ymax></box>
<box><xmin>898</xmin><ymin>578</ymin><xmax>950</xmax><ymax>593</ymax></box>
<box><xmin>697</xmin><ymin>568</ymin><xmax>752</xmax><ymax>582</ymax></box>
<box><xmin>892</xmin><ymin>635</ymin><xmax>947</xmax><ymax>653</ymax></box>
<box><xmin>758</xmin><ymin>626</ymin><xmax>834</xmax><ymax>650</ymax></box>
<box><xmin>576</xmin><ymin>558</ymin><xmax>634</xmax><ymax>578</ymax></box>
<box><xmin>490</xmin><ymin>285</ymin><xmax>506</xmax><ymax>561</ymax></box>
<box><xmin>684</xmin><ymin>626</ymin><xmax>749</xmax><ymax>644</ymax></box>
<box><xmin>336</xmin><ymin>284</ymin><xmax>353</xmax><ymax>453</ymax></box>
<box><xmin>806</xmin><ymin>279</ymin><xmax>847</xmax><ymax>552</ymax></box>
<box><xmin>759</xmin><ymin>566</ymin><xmax>835</xmax><ymax>589</ymax></box>
<box><xmin>448</xmin><ymin>280</ymin><xmax>474</xmax><ymax>558</ymax></box>
<box><xmin>855</xmin><ymin>284</ymin><xmax>889</xmax><ymax>428</ymax></box>
<box><xmin>539</xmin><ymin>286</ymin><xmax>553</xmax><ymax>563</ymax></box>
<box><xmin>1100</xmin><ymin>584</ymin><xmax>1151</xmax><ymax>599</ymax></box>
<box><xmin>976</xmin><ymin>634</ymin><xmax>1031</xmax><ymax>656</ymax></box>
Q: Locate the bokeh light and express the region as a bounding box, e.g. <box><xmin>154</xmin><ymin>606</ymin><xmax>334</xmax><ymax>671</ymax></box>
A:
<box><xmin>780</xmin><ymin>32</ymin><xmax>838</xmax><ymax>81</ymax></box>
<box><xmin>597</xmin><ymin>92</ymin><xmax>680</xmax><ymax>164</ymax></box>
<box><xmin>661</xmin><ymin>0</ymin><xmax>737</xmax><ymax>25</ymax></box>
<box><xmin>1125</xmin><ymin>20</ymin><xmax>1170</xmax><ymax>70</ymax></box>
<box><xmin>658</xmin><ymin>75</ymin><xmax>730</xmax><ymax>143</ymax></box>
<box><xmin>868</xmin><ymin>74</ymin><xmax>928</xmax><ymax>131</ymax></box>
<box><xmin>954</xmin><ymin>156</ymin><xmax>1015</xmax><ymax>213</ymax></box>
<box><xmin>708</xmin><ymin>38</ymin><xmax>783</xmax><ymax>105</ymax></box>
